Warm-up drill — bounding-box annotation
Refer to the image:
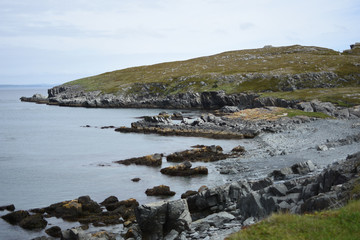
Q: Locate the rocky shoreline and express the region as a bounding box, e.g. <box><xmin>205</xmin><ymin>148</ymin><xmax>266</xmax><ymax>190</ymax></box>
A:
<box><xmin>14</xmin><ymin>87</ymin><xmax>360</xmax><ymax>239</ymax></box>
<box><xmin>20</xmin><ymin>86</ymin><xmax>360</xmax><ymax>119</ymax></box>
<box><xmin>1</xmin><ymin>151</ymin><xmax>359</xmax><ymax>240</ymax></box>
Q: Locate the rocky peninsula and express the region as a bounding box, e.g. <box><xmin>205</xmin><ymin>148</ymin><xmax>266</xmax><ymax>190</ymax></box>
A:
<box><xmin>11</xmin><ymin>43</ymin><xmax>360</xmax><ymax>239</ymax></box>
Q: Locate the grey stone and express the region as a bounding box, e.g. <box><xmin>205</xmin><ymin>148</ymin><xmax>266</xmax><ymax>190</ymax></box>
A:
<box><xmin>268</xmin><ymin>183</ymin><xmax>288</xmax><ymax>196</ymax></box>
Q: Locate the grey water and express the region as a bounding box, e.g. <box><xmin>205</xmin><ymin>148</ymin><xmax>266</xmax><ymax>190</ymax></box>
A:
<box><xmin>0</xmin><ymin>87</ymin><xmax>244</xmax><ymax>239</ymax></box>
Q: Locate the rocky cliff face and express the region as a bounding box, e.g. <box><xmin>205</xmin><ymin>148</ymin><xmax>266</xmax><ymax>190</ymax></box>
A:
<box><xmin>42</xmin><ymin>84</ymin><xmax>359</xmax><ymax>119</ymax></box>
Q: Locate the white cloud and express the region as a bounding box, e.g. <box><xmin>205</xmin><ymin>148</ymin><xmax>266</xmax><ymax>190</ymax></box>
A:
<box><xmin>0</xmin><ymin>0</ymin><xmax>359</xmax><ymax>84</ymax></box>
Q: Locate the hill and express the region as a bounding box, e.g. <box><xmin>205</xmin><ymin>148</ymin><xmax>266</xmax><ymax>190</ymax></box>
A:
<box><xmin>59</xmin><ymin>44</ymin><xmax>360</xmax><ymax>106</ymax></box>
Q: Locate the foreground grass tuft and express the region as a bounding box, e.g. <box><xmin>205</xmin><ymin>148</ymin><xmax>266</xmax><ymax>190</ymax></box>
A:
<box><xmin>226</xmin><ymin>200</ymin><xmax>360</xmax><ymax>240</ymax></box>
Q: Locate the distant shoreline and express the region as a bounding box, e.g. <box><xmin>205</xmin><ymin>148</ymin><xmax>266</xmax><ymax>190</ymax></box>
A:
<box><xmin>0</xmin><ymin>84</ymin><xmax>55</xmax><ymax>89</ymax></box>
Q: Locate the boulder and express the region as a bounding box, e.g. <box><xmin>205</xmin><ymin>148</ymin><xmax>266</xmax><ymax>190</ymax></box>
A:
<box><xmin>101</xmin><ymin>196</ymin><xmax>119</xmax><ymax>206</ymax></box>
<box><xmin>291</xmin><ymin>160</ymin><xmax>316</xmax><ymax>174</ymax></box>
<box><xmin>19</xmin><ymin>214</ymin><xmax>47</xmax><ymax>230</ymax></box>
<box><xmin>135</xmin><ymin>201</ymin><xmax>168</xmax><ymax>239</ymax></box>
<box><xmin>219</xmin><ymin>106</ymin><xmax>240</xmax><ymax>113</ymax></box>
<box><xmin>1</xmin><ymin>210</ymin><xmax>30</xmax><ymax>225</ymax></box>
<box><xmin>45</xmin><ymin>226</ymin><xmax>62</xmax><ymax>238</ymax></box>
<box><xmin>78</xmin><ymin>195</ymin><xmax>101</xmax><ymax>214</ymax></box>
<box><xmin>0</xmin><ymin>204</ymin><xmax>15</xmax><ymax>211</ymax></box>
<box><xmin>270</xmin><ymin>167</ymin><xmax>294</xmax><ymax>180</ymax></box>
<box><xmin>145</xmin><ymin>185</ymin><xmax>176</xmax><ymax>196</ymax></box>
<box><xmin>135</xmin><ymin>199</ymin><xmax>191</xmax><ymax>239</ymax></box>
<box><xmin>181</xmin><ymin>190</ymin><xmax>198</xmax><ymax>199</ymax></box>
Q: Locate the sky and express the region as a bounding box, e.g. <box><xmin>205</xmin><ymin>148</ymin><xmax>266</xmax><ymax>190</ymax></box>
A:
<box><xmin>0</xmin><ymin>0</ymin><xmax>359</xmax><ymax>85</ymax></box>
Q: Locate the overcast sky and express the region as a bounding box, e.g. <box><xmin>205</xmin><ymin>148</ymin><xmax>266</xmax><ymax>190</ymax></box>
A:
<box><xmin>0</xmin><ymin>0</ymin><xmax>359</xmax><ymax>85</ymax></box>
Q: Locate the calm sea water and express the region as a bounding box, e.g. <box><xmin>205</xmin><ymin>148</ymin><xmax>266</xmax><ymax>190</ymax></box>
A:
<box><xmin>0</xmin><ymin>88</ymin><xmax>244</xmax><ymax>239</ymax></box>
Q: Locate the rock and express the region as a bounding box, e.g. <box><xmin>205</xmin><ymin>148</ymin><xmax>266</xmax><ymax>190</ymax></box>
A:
<box><xmin>44</xmin><ymin>200</ymin><xmax>82</xmax><ymax>220</ymax></box>
<box><xmin>0</xmin><ymin>204</ymin><xmax>15</xmax><ymax>211</ymax></box>
<box><xmin>135</xmin><ymin>199</ymin><xmax>191</xmax><ymax>239</ymax></box>
<box><xmin>166</xmin><ymin>199</ymin><xmax>192</xmax><ymax>233</ymax></box>
<box><xmin>131</xmin><ymin>177</ymin><xmax>141</xmax><ymax>182</ymax></box>
<box><xmin>160</xmin><ymin>164</ymin><xmax>208</xmax><ymax>176</ymax></box>
<box><xmin>1</xmin><ymin>210</ymin><xmax>30</xmax><ymax>224</ymax></box>
<box><xmin>268</xmin><ymin>183</ymin><xmax>288</xmax><ymax>197</ymax></box>
<box><xmin>220</xmin><ymin>106</ymin><xmax>240</xmax><ymax>113</ymax></box>
<box><xmin>310</xmin><ymin>100</ymin><xmax>336</xmax><ymax>116</ymax></box>
<box><xmin>172</xmin><ymin>112</ymin><xmax>183</xmax><ymax>120</ymax></box>
<box><xmin>192</xmin><ymin>212</ymin><xmax>235</xmax><ymax>228</ymax></box>
<box><xmin>291</xmin><ymin>160</ymin><xmax>316</xmax><ymax>174</ymax></box>
<box><xmin>45</xmin><ymin>226</ymin><xmax>62</xmax><ymax>238</ymax></box>
<box><xmin>19</xmin><ymin>214</ymin><xmax>48</xmax><ymax>230</ymax></box>
<box><xmin>243</xmin><ymin>217</ymin><xmax>255</xmax><ymax>226</ymax></box>
<box><xmin>114</xmin><ymin>153</ymin><xmax>163</xmax><ymax>166</ymax></box>
<box><xmin>270</xmin><ymin>167</ymin><xmax>294</xmax><ymax>180</ymax></box>
<box><xmin>317</xmin><ymin>144</ymin><xmax>329</xmax><ymax>151</ymax></box>
<box><xmin>164</xmin><ymin>229</ymin><xmax>179</xmax><ymax>240</ymax></box>
<box><xmin>78</xmin><ymin>196</ymin><xmax>101</xmax><ymax>214</ymax></box>
<box><xmin>300</xmin><ymin>192</ymin><xmax>338</xmax><ymax>213</ymax></box>
<box><xmin>101</xmin><ymin>196</ymin><xmax>119</xmax><ymax>206</ymax></box>
<box><xmin>249</xmin><ymin>178</ymin><xmax>273</xmax><ymax>191</ymax></box>
<box><xmin>145</xmin><ymin>185</ymin><xmax>176</xmax><ymax>196</ymax></box>
<box><xmin>135</xmin><ymin>201</ymin><xmax>168</xmax><ymax>239</ymax></box>
<box><xmin>231</xmin><ymin>145</ymin><xmax>246</xmax><ymax>154</ymax></box>
<box><xmin>166</xmin><ymin>145</ymin><xmax>228</xmax><ymax>162</ymax></box>
<box><xmin>181</xmin><ymin>190</ymin><xmax>198</xmax><ymax>199</ymax></box>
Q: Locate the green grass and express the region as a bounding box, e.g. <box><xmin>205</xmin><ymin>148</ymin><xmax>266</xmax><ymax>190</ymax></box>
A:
<box><xmin>260</xmin><ymin>87</ymin><xmax>360</xmax><ymax>107</ymax></box>
<box><xmin>227</xmin><ymin>200</ymin><xmax>360</xmax><ymax>240</ymax></box>
<box><xmin>63</xmin><ymin>45</ymin><xmax>360</xmax><ymax>96</ymax></box>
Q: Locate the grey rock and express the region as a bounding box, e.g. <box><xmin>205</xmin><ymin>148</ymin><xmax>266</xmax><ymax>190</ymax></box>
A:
<box><xmin>317</xmin><ymin>145</ymin><xmax>329</xmax><ymax>151</ymax></box>
<box><xmin>291</xmin><ymin>160</ymin><xmax>316</xmax><ymax>174</ymax></box>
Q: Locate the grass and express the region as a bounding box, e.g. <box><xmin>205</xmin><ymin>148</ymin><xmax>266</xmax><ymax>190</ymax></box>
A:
<box><xmin>226</xmin><ymin>200</ymin><xmax>360</xmax><ymax>240</ymax></box>
<box><xmin>63</xmin><ymin>45</ymin><xmax>360</xmax><ymax>96</ymax></box>
<box><xmin>260</xmin><ymin>87</ymin><xmax>360</xmax><ymax>107</ymax></box>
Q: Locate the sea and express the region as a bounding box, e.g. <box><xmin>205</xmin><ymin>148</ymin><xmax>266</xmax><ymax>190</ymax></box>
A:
<box><xmin>0</xmin><ymin>87</ymin><xmax>244</xmax><ymax>239</ymax></box>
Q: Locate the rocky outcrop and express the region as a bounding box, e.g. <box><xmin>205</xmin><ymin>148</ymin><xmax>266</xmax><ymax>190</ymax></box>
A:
<box><xmin>145</xmin><ymin>185</ymin><xmax>176</xmax><ymax>197</ymax></box>
<box><xmin>130</xmin><ymin>152</ymin><xmax>360</xmax><ymax>239</ymax></box>
<box><xmin>135</xmin><ymin>199</ymin><xmax>192</xmax><ymax>240</ymax></box>
<box><xmin>160</xmin><ymin>162</ymin><xmax>208</xmax><ymax>176</ymax></box>
<box><xmin>0</xmin><ymin>204</ymin><xmax>15</xmax><ymax>211</ymax></box>
<box><xmin>20</xmin><ymin>94</ymin><xmax>48</xmax><ymax>104</ymax></box>
<box><xmin>166</xmin><ymin>145</ymin><xmax>229</xmax><ymax>163</ymax></box>
<box><xmin>114</xmin><ymin>153</ymin><xmax>163</xmax><ymax>166</ymax></box>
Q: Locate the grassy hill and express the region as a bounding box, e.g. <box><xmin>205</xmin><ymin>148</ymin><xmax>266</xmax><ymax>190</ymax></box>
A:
<box><xmin>63</xmin><ymin>45</ymin><xmax>360</xmax><ymax>106</ymax></box>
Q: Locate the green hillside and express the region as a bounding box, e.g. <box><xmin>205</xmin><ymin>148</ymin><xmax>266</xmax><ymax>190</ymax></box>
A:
<box><xmin>63</xmin><ymin>45</ymin><xmax>360</xmax><ymax>105</ymax></box>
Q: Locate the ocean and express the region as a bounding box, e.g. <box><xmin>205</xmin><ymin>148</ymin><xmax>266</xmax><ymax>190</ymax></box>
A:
<box><xmin>0</xmin><ymin>87</ymin><xmax>243</xmax><ymax>239</ymax></box>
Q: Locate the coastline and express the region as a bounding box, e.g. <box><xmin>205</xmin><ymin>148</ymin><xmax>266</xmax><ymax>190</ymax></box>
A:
<box><xmin>2</xmin><ymin>98</ymin><xmax>360</xmax><ymax>239</ymax></box>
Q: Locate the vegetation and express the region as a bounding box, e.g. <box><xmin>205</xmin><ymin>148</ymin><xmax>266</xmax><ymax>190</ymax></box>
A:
<box><xmin>260</xmin><ymin>87</ymin><xmax>360</xmax><ymax>107</ymax></box>
<box><xmin>226</xmin><ymin>107</ymin><xmax>331</xmax><ymax>121</ymax></box>
<box><xmin>62</xmin><ymin>44</ymin><xmax>360</xmax><ymax>105</ymax></box>
<box><xmin>226</xmin><ymin>200</ymin><xmax>360</xmax><ymax>240</ymax></box>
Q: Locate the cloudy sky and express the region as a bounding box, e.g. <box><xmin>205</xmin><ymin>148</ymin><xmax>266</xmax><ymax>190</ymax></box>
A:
<box><xmin>0</xmin><ymin>0</ymin><xmax>359</xmax><ymax>85</ymax></box>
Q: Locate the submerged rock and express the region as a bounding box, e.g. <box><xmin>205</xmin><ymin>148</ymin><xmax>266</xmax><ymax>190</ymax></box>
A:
<box><xmin>160</xmin><ymin>162</ymin><xmax>208</xmax><ymax>176</ymax></box>
<box><xmin>114</xmin><ymin>153</ymin><xmax>163</xmax><ymax>166</ymax></box>
<box><xmin>166</xmin><ymin>145</ymin><xmax>228</xmax><ymax>162</ymax></box>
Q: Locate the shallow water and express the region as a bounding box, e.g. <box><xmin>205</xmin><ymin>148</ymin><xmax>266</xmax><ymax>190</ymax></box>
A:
<box><xmin>0</xmin><ymin>88</ymin><xmax>245</xmax><ymax>239</ymax></box>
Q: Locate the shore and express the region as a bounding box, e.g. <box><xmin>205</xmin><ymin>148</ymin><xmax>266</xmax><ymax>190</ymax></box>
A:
<box><xmin>1</xmin><ymin>105</ymin><xmax>360</xmax><ymax>239</ymax></box>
